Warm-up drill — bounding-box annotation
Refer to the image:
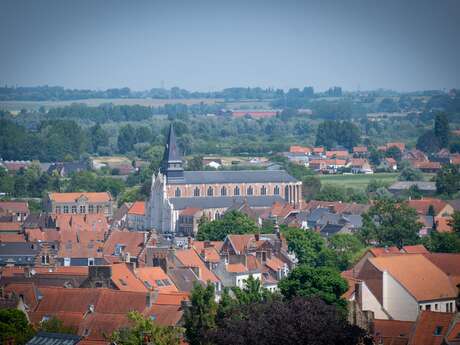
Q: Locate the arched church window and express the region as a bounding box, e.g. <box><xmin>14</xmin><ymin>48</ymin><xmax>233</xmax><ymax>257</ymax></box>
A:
<box><xmin>234</xmin><ymin>186</ymin><xmax>240</xmax><ymax>196</ymax></box>
<box><xmin>261</xmin><ymin>185</ymin><xmax>267</xmax><ymax>195</ymax></box>
<box><xmin>194</xmin><ymin>187</ymin><xmax>200</xmax><ymax>197</ymax></box>
<box><xmin>285</xmin><ymin>186</ymin><xmax>289</xmax><ymax>201</ymax></box>
<box><xmin>221</xmin><ymin>186</ymin><xmax>227</xmax><ymax>196</ymax></box>
<box><xmin>207</xmin><ymin>186</ymin><xmax>214</xmax><ymax>196</ymax></box>
<box><xmin>247</xmin><ymin>186</ymin><xmax>254</xmax><ymax>196</ymax></box>
<box><xmin>274</xmin><ymin>185</ymin><xmax>280</xmax><ymax>195</ymax></box>
<box><xmin>175</xmin><ymin>188</ymin><xmax>181</xmax><ymax>197</ymax></box>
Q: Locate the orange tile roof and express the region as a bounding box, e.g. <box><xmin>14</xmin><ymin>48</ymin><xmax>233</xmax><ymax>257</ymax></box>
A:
<box><xmin>54</xmin><ymin>214</ymin><xmax>109</xmax><ymax>233</ymax></box>
<box><xmin>368</xmin><ymin>247</ymin><xmax>401</xmax><ymax>256</ymax></box>
<box><xmin>0</xmin><ymin>233</ymin><xmax>25</xmax><ymax>242</ymax></box>
<box><xmin>406</xmin><ymin>198</ymin><xmax>449</xmax><ymax>216</ymax></box>
<box><xmin>412</xmin><ymin>161</ymin><xmax>442</xmax><ymax>170</ymax></box>
<box><xmin>408</xmin><ymin>311</ymin><xmax>454</xmax><ymax>345</ymax></box>
<box><xmin>325</xmin><ymin>150</ymin><xmax>349</xmax><ymax>158</ymax></box>
<box><xmin>192</xmin><ymin>240</ymin><xmax>224</xmax><ymax>253</ymax></box>
<box><xmin>128</xmin><ymin>201</ymin><xmax>145</xmax><ymax>216</ymax></box>
<box><xmin>353</xmin><ymin>146</ymin><xmax>368</xmax><ymax>153</ymax></box>
<box><xmin>103</xmin><ymin>230</ymin><xmax>146</xmax><ymax>258</ymax></box>
<box><xmin>289</xmin><ymin>145</ymin><xmax>311</xmax><ymax>154</ymax></box>
<box><xmin>155</xmin><ymin>292</ymin><xmax>189</xmax><ymax>305</ymax></box>
<box><xmin>370</xmin><ymin>254</ymin><xmax>457</xmax><ymax>301</ymax></box>
<box><xmin>135</xmin><ymin>267</ymin><xmax>178</xmax><ymax>292</ymax></box>
<box><xmin>0</xmin><ymin>201</ymin><xmax>29</xmax><ymax>214</ymax></box>
<box><xmin>385</xmin><ymin>157</ymin><xmax>397</xmax><ymax>165</ymax></box>
<box><xmin>226</xmin><ymin>263</ymin><xmax>248</xmax><ymax>273</ymax></box>
<box><xmin>313</xmin><ymin>147</ymin><xmax>324</xmax><ymax>153</ymax></box>
<box><xmin>402</xmin><ymin>245</ymin><xmax>429</xmax><ymax>254</ymax></box>
<box><xmin>387</xmin><ymin>142</ymin><xmax>406</xmax><ymax>151</ymax></box>
<box><xmin>48</xmin><ymin>192</ymin><xmax>111</xmax><ymax>203</ymax></box>
<box><xmin>423</xmin><ymin>253</ymin><xmax>460</xmax><ymax>288</ymax></box>
<box><xmin>0</xmin><ymin>222</ymin><xmax>22</xmax><ymax>231</ymax></box>
<box><xmin>373</xmin><ymin>319</ymin><xmax>414</xmax><ymax>344</ymax></box>
<box><xmin>265</xmin><ymin>256</ymin><xmax>285</xmax><ymax>271</ymax></box>
<box><xmin>446</xmin><ymin>321</ymin><xmax>460</xmax><ymax>342</ymax></box>
<box><xmin>174</xmin><ymin>248</ymin><xmax>220</xmax><ymax>283</ymax></box>
<box><xmin>340</xmin><ymin>273</ymin><xmax>361</xmax><ymax>300</ymax></box>
<box><xmin>180</xmin><ymin>207</ymin><xmax>202</xmax><ymax>216</ymax></box>
<box><xmin>111</xmin><ymin>263</ymin><xmax>148</xmax><ymax>292</ymax></box>
<box><xmin>4</xmin><ymin>282</ymin><xmax>41</xmax><ymax>310</ymax></box>
<box><xmin>145</xmin><ymin>304</ymin><xmax>183</xmax><ymax>326</ymax></box>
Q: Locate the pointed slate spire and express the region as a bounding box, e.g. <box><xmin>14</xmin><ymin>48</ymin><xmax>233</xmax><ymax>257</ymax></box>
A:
<box><xmin>161</xmin><ymin>123</ymin><xmax>184</xmax><ymax>181</ymax></box>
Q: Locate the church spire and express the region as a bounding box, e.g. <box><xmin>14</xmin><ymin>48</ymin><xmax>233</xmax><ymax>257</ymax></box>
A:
<box><xmin>161</xmin><ymin>123</ymin><xmax>184</xmax><ymax>181</ymax></box>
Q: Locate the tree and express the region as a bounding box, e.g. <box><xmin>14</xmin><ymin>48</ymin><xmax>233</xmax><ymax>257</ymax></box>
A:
<box><xmin>434</xmin><ymin>113</ymin><xmax>450</xmax><ymax>148</ymax></box>
<box><xmin>118</xmin><ymin>124</ymin><xmax>137</xmax><ymax>153</ymax></box>
<box><xmin>423</xmin><ymin>231</ymin><xmax>460</xmax><ymax>253</ymax></box>
<box><xmin>328</xmin><ymin>234</ymin><xmax>366</xmax><ymax>271</ymax></box>
<box><xmin>436</xmin><ymin>164</ymin><xmax>460</xmax><ymax>196</ymax></box>
<box><xmin>278</xmin><ymin>265</ymin><xmax>348</xmax><ymax>312</ymax></box>
<box><xmin>231</xmin><ymin>275</ymin><xmax>274</xmax><ymax>305</ymax></box>
<box><xmin>399</xmin><ymin>166</ymin><xmax>423</xmax><ymax>181</ymax></box>
<box><xmin>196</xmin><ymin>210</ymin><xmax>259</xmax><ymax>241</ymax></box>
<box><xmin>283</xmin><ymin>227</ymin><xmax>335</xmax><ymax>268</ymax></box>
<box><xmin>315</xmin><ymin>120</ymin><xmax>361</xmax><ymax>150</ymax></box>
<box><xmin>359</xmin><ymin>199</ymin><xmax>422</xmax><ymax>248</ymax></box>
<box><xmin>184</xmin><ymin>284</ymin><xmax>218</xmax><ymax>345</ymax></box>
<box><xmin>385</xmin><ymin>146</ymin><xmax>402</xmax><ymax>162</ymax></box>
<box><xmin>0</xmin><ymin>309</ymin><xmax>35</xmax><ymax>345</ymax></box>
<box><xmin>448</xmin><ymin>211</ymin><xmax>460</xmax><ymax>235</ymax></box>
<box><xmin>207</xmin><ymin>297</ymin><xmax>371</xmax><ymax>345</ymax></box>
<box><xmin>89</xmin><ymin>123</ymin><xmax>109</xmax><ymax>152</ymax></box>
<box><xmin>187</xmin><ymin>156</ymin><xmax>204</xmax><ymax>171</ymax></box>
<box><xmin>416</xmin><ymin>130</ymin><xmax>440</xmax><ymax>154</ymax></box>
<box><xmin>38</xmin><ymin>316</ymin><xmax>77</xmax><ymax>334</ymax></box>
<box><xmin>301</xmin><ymin>175</ymin><xmax>321</xmax><ymax>200</ymax></box>
<box><xmin>110</xmin><ymin>311</ymin><xmax>182</xmax><ymax>345</ymax></box>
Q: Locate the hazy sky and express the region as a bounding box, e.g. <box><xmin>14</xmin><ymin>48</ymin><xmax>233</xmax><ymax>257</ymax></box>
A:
<box><xmin>1</xmin><ymin>0</ymin><xmax>459</xmax><ymax>92</ymax></box>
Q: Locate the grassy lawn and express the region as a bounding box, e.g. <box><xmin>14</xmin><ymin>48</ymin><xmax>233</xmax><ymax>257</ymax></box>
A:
<box><xmin>318</xmin><ymin>173</ymin><xmax>400</xmax><ymax>191</ymax></box>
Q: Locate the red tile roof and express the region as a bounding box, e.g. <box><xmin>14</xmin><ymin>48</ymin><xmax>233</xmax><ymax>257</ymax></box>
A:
<box><xmin>353</xmin><ymin>146</ymin><xmax>368</xmax><ymax>153</ymax></box>
<box><xmin>373</xmin><ymin>319</ymin><xmax>414</xmax><ymax>345</ymax></box>
<box><xmin>0</xmin><ymin>222</ymin><xmax>22</xmax><ymax>231</ymax></box>
<box><xmin>406</xmin><ymin>198</ymin><xmax>450</xmax><ymax>216</ymax></box>
<box><xmin>402</xmin><ymin>245</ymin><xmax>429</xmax><ymax>254</ymax></box>
<box><xmin>180</xmin><ymin>207</ymin><xmax>202</xmax><ymax>216</ymax></box>
<box><xmin>128</xmin><ymin>201</ymin><xmax>145</xmax><ymax>216</ymax></box>
<box><xmin>408</xmin><ymin>311</ymin><xmax>454</xmax><ymax>345</ymax></box>
<box><xmin>103</xmin><ymin>231</ymin><xmax>146</xmax><ymax>258</ymax></box>
<box><xmin>0</xmin><ymin>201</ymin><xmax>29</xmax><ymax>214</ymax></box>
<box><xmin>226</xmin><ymin>263</ymin><xmax>248</xmax><ymax>273</ymax></box>
<box><xmin>0</xmin><ymin>233</ymin><xmax>25</xmax><ymax>242</ymax></box>
<box><xmin>289</xmin><ymin>145</ymin><xmax>311</xmax><ymax>154</ymax></box>
<box><xmin>265</xmin><ymin>256</ymin><xmax>285</xmax><ymax>272</ymax></box>
<box><xmin>325</xmin><ymin>150</ymin><xmax>349</xmax><ymax>158</ymax></box>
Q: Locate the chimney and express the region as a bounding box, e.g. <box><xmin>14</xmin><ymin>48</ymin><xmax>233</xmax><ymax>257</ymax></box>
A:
<box><xmin>146</xmin><ymin>290</ymin><xmax>159</xmax><ymax>308</ymax></box>
<box><xmin>255</xmin><ymin>233</ymin><xmax>260</xmax><ymax>241</ymax></box>
<box><xmin>187</xmin><ymin>236</ymin><xmax>192</xmax><ymax>249</ymax></box>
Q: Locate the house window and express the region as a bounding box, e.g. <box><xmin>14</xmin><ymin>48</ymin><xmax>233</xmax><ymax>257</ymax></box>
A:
<box><xmin>41</xmin><ymin>255</ymin><xmax>49</xmax><ymax>265</ymax></box>
<box><xmin>71</xmin><ymin>205</ymin><xmax>77</xmax><ymax>214</ymax></box>
<box><xmin>274</xmin><ymin>185</ymin><xmax>280</xmax><ymax>195</ymax></box>
<box><xmin>434</xmin><ymin>326</ymin><xmax>443</xmax><ymax>336</ymax></box>
<box><xmin>175</xmin><ymin>188</ymin><xmax>181</xmax><ymax>197</ymax></box>
<box><xmin>63</xmin><ymin>206</ymin><xmax>69</xmax><ymax>214</ymax></box>
<box><xmin>64</xmin><ymin>257</ymin><xmax>71</xmax><ymax>266</ymax></box>
<box><xmin>96</xmin><ymin>205</ymin><xmax>102</xmax><ymax>213</ymax></box>
<box><xmin>234</xmin><ymin>186</ymin><xmax>240</xmax><ymax>196</ymax></box>
<box><xmin>435</xmin><ymin>304</ymin><xmax>438</xmax><ymax>311</ymax></box>
<box><xmin>247</xmin><ymin>186</ymin><xmax>253</xmax><ymax>196</ymax></box>
<box><xmin>425</xmin><ymin>304</ymin><xmax>431</xmax><ymax>311</ymax></box>
<box><xmin>221</xmin><ymin>186</ymin><xmax>227</xmax><ymax>196</ymax></box>
<box><xmin>261</xmin><ymin>185</ymin><xmax>267</xmax><ymax>195</ymax></box>
<box><xmin>88</xmin><ymin>205</ymin><xmax>94</xmax><ymax>213</ymax></box>
<box><xmin>88</xmin><ymin>258</ymin><xmax>95</xmax><ymax>266</ymax></box>
<box><xmin>55</xmin><ymin>206</ymin><xmax>61</xmax><ymax>214</ymax></box>
<box><xmin>207</xmin><ymin>186</ymin><xmax>213</xmax><ymax>196</ymax></box>
<box><xmin>80</xmin><ymin>205</ymin><xmax>86</xmax><ymax>213</ymax></box>
<box><xmin>194</xmin><ymin>187</ymin><xmax>200</xmax><ymax>197</ymax></box>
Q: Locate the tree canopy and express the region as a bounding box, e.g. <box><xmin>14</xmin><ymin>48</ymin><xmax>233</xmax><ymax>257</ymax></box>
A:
<box><xmin>196</xmin><ymin>211</ymin><xmax>259</xmax><ymax>241</ymax></box>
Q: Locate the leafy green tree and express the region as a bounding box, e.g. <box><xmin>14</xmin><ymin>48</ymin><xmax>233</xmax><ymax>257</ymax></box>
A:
<box><xmin>315</xmin><ymin>185</ymin><xmax>347</xmax><ymax>202</ymax></box>
<box><xmin>434</xmin><ymin>113</ymin><xmax>450</xmax><ymax>148</ymax></box>
<box><xmin>385</xmin><ymin>146</ymin><xmax>402</xmax><ymax>162</ymax></box>
<box><xmin>278</xmin><ymin>265</ymin><xmax>348</xmax><ymax>312</ymax></box>
<box><xmin>416</xmin><ymin>130</ymin><xmax>440</xmax><ymax>154</ymax></box>
<box><xmin>423</xmin><ymin>231</ymin><xmax>460</xmax><ymax>253</ymax></box>
<box><xmin>110</xmin><ymin>311</ymin><xmax>182</xmax><ymax>345</ymax></box>
<box><xmin>196</xmin><ymin>210</ymin><xmax>259</xmax><ymax>241</ymax></box>
<box><xmin>0</xmin><ymin>309</ymin><xmax>35</xmax><ymax>345</ymax></box>
<box><xmin>359</xmin><ymin>199</ymin><xmax>422</xmax><ymax>247</ymax></box>
<box><xmin>135</xmin><ymin>126</ymin><xmax>152</xmax><ymax>143</ymax></box>
<box><xmin>328</xmin><ymin>234</ymin><xmax>366</xmax><ymax>271</ymax></box>
<box><xmin>448</xmin><ymin>211</ymin><xmax>460</xmax><ymax>235</ymax></box>
<box><xmin>301</xmin><ymin>175</ymin><xmax>321</xmax><ymax>200</ymax></box>
<box><xmin>184</xmin><ymin>284</ymin><xmax>218</xmax><ymax>345</ymax></box>
<box><xmin>231</xmin><ymin>275</ymin><xmax>274</xmax><ymax>305</ymax></box>
<box><xmin>315</xmin><ymin>120</ymin><xmax>361</xmax><ymax>150</ymax></box>
<box><xmin>283</xmin><ymin>227</ymin><xmax>335</xmax><ymax>268</ymax></box>
<box><xmin>436</xmin><ymin>164</ymin><xmax>460</xmax><ymax>196</ymax></box>
<box><xmin>89</xmin><ymin>123</ymin><xmax>109</xmax><ymax>152</ymax></box>
<box><xmin>187</xmin><ymin>156</ymin><xmax>204</xmax><ymax>171</ymax></box>
<box><xmin>38</xmin><ymin>316</ymin><xmax>77</xmax><ymax>334</ymax></box>
<box><xmin>399</xmin><ymin>166</ymin><xmax>423</xmax><ymax>181</ymax></box>
<box><xmin>118</xmin><ymin>124</ymin><xmax>137</xmax><ymax>153</ymax></box>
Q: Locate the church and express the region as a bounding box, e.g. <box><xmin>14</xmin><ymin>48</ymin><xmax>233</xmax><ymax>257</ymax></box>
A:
<box><xmin>146</xmin><ymin>124</ymin><xmax>302</xmax><ymax>235</ymax></box>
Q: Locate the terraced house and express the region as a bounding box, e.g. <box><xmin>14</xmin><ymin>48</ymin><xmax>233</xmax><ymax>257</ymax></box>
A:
<box><xmin>45</xmin><ymin>192</ymin><xmax>113</xmax><ymax>218</ymax></box>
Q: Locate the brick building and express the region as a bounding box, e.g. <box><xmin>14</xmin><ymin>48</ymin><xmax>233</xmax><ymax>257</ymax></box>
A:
<box><xmin>44</xmin><ymin>192</ymin><xmax>113</xmax><ymax>218</ymax></box>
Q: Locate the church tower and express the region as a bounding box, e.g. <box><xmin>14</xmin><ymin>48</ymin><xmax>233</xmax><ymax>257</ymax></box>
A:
<box><xmin>161</xmin><ymin>123</ymin><xmax>184</xmax><ymax>182</ymax></box>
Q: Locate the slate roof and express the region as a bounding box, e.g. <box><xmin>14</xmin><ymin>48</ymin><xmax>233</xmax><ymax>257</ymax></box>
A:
<box><xmin>320</xmin><ymin>223</ymin><xmax>345</xmax><ymax>236</ymax></box>
<box><xmin>169</xmin><ymin>195</ymin><xmax>286</xmax><ymax>210</ymax></box>
<box><xmin>26</xmin><ymin>332</ymin><xmax>82</xmax><ymax>345</ymax></box>
<box><xmin>168</xmin><ymin>170</ymin><xmax>297</xmax><ymax>185</ymax></box>
<box><xmin>0</xmin><ymin>242</ymin><xmax>39</xmax><ymax>255</ymax></box>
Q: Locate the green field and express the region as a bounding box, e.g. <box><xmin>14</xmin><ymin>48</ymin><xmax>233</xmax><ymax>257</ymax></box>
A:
<box><xmin>318</xmin><ymin>173</ymin><xmax>400</xmax><ymax>191</ymax></box>
<box><xmin>318</xmin><ymin>172</ymin><xmax>435</xmax><ymax>191</ymax></box>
